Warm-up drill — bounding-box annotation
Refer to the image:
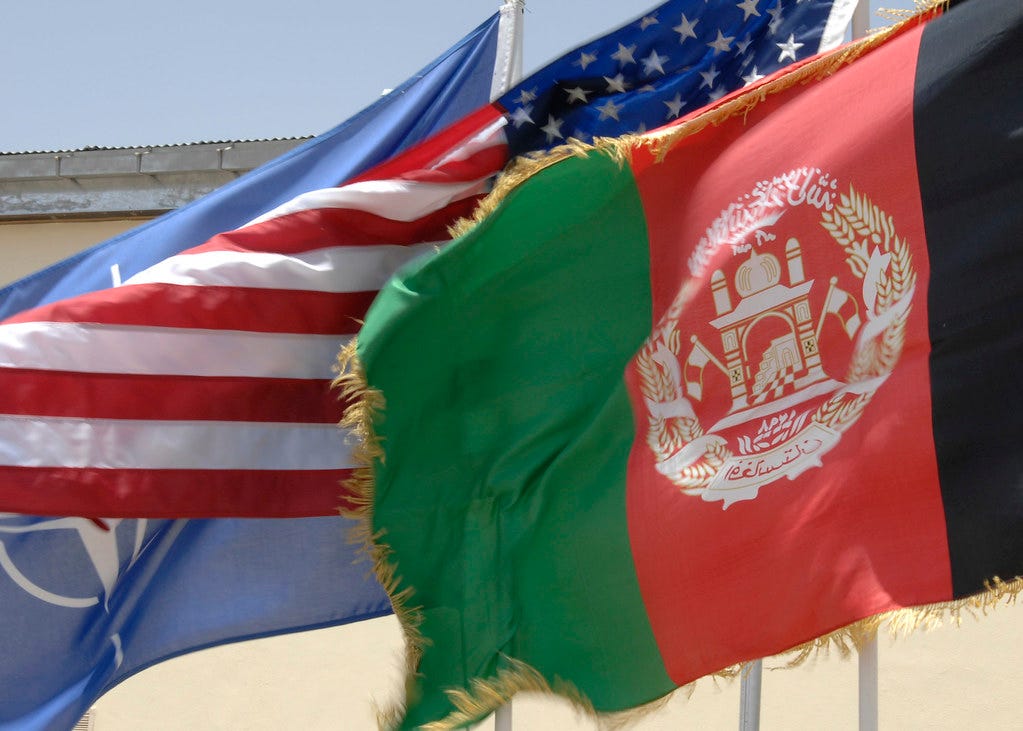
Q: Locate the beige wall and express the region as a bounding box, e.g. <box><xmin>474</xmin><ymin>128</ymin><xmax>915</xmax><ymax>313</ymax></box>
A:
<box><xmin>90</xmin><ymin>604</ymin><xmax>1023</xmax><ymax>730</ymax></box>
<box><xmin>7</xmin><ymin>219</ymin><xmax>1023</xmax><ymax>729</ymax></box>
<box><xmin>0</xmin><ymin>220</ymin><xmax>142</xmax><ymax>287</ymax></box>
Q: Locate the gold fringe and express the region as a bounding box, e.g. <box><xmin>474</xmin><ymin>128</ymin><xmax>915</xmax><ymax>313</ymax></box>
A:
<box><xmin>423</xmin><ymin>656</ymin><xmax>688</xmax><ymax>731</ymax></box>
<box><xmin>420</xmin><ymin>657</ymin><xmax>589</xmax><ymax>730</ymax></box>
<box><xmin>448</xmin><ymin>0</ymin><xmax>946</xmax><ymax>246</ymax></box>
<box><xmin>418</xmin><ymin>577</ymin><xmax>1023</xmax><ymax>729</ymax></box>
<box><xmin>336</xmin><ymin>337</ymin><xmax>705</xmax><ymax>731</ymax></box>
<box><xmin>446</xmin><ymin>138</ymin><xmax>599</xmax><ymax>241</ymax></box>
<box><xmin>334</xmin><ymin>338</ymin><xmax>699</xmax><ymax>731</ymax></box>
<box><xmin>878</xmin><ymin>0</ymin><xmax>944</xmax><ymax>22</ymax></box>
<box><xmin>777</xmin><ymin>576</ymin><xmax>1023</xmax><ymax>670</ymax></box>
<box><xmin>334</xmin><ymin>340</ymin><xmax>429</xmax><ymax>729</ymax></box>
<box><xmin>633</xmin><ymin>0</ymin><xmax>946</xmax><ymax>162</ymax></box>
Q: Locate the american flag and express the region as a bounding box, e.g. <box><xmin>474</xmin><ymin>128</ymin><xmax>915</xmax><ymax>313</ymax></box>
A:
<box><xmin>0</xmin><ymin>108</ymin><xmax>509</xmax><ymax>518</ymax></box>
<box><xmin>0</xmin><ymin>0</ymin><xmax>854</xmax><ymax>519</ymax></box>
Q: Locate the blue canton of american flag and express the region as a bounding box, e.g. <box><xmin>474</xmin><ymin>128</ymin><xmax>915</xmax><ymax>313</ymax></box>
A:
<box><xmin>499</xmin><ymin>0</ymin><xmax>852</xmax><ymax>155</ymax></box>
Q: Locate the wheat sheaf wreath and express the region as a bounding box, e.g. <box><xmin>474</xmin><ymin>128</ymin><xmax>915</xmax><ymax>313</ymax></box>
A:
<box><xmin>638</xmin><ymin>184</ymin><xmax>916</xmax><ymax>494</ymax></box>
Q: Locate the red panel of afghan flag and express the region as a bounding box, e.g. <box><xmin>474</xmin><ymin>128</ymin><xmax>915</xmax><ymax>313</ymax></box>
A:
<box><xmin>347</xmin><ymin>0</ymin><xmax>1023</xmax><ymax>727</ymax></box>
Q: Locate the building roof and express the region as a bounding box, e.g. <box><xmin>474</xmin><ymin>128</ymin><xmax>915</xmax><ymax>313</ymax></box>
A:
<box><xmin>0</xmin><ymin>138</ymin><xmax>311</xmax><ymax>221</ymax></box>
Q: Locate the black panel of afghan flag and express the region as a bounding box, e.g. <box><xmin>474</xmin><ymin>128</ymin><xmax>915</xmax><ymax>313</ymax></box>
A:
<box><xmin>917</xmin><ymin>0</ymin><xmax>1023</xmax><ymax>596</ymax></box>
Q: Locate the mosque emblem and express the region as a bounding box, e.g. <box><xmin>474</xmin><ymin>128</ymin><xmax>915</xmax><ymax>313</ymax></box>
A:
<box><xmin>638</xmin><ymin>169</ymin><xmax>916</xmax><ymax>507</ymax></box>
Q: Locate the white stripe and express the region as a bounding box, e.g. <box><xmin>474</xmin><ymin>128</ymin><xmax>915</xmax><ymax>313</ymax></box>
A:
<box><xmin>247</xmin><ymin>177</ymin><xmax>492</xmax><ymax>226</ymax></box>
<box><xmin>124</xmin><ymin>242</ymin><xmax>436</xmax><ymax>292</ymax></box>
<box><xmin>246</xmin><ymin>120</ymin><xmax>507</xmax><ymax>227</ymax></box>
<box><xmin>820</xmin><ymin>0</ymin><xmax>860</xmax><ymax>52</ymax></box>
<box><xmin>0</xmin><ymin>415</ymin><xmax>352</xmax><ymax>470</ymax></box>
<box><xmin>430</xmin><ymin>117</ymin><xmax>508</xmax><ymax>168</ymax></box>
<box><xmin>0</xmin><ymin>322</ymin><xmax>349</xmax><ymax>379</ymax></box>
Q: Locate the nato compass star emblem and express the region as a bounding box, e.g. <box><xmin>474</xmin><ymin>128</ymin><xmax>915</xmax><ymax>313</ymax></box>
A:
<box><xmin>0</xmin><ymin>515</ymin><xmax>154</xmax><ymax>668</ymax></box>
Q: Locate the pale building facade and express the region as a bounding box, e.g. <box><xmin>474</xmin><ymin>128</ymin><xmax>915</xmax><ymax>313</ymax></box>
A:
<box><xmin>2</xmin><ymin>145</ymin><xmax>1022</xmax><ymax>730</ymax></box>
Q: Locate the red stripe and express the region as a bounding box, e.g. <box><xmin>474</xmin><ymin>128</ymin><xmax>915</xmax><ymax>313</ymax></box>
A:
<box><xmin>0</xmin><ymin>466</ymin><xmax>356</xmax><ymax>518</ymax></box>
<box><xmin>394</xmin><ymin>144</ymin><xmax>509</xmax><ymax>184</ymax></box>
<box><xmin>193</xmin><ymin>191</ymin><xmax>486</xmax><ymax>255</ymax></box>
<box><xmin>348</xmin><ymin>104</ymin><xmax>506</xmax><ymax>183</ymax></box>
<box><xmin>0</xmin><ymin>369</ymin><xmax>348</xmax><ymax>422</ymax></box>
<box><xmin>5</xmin><ymin>284</ymin><xmax>374</xmax><ymax>333</ymax></box>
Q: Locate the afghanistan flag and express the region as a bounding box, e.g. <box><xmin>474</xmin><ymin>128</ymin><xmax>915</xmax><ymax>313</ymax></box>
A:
<box><xmin>345</xmin><ymin>0</ymin><xmax>1023</xmax><ymax>726</ymax></box>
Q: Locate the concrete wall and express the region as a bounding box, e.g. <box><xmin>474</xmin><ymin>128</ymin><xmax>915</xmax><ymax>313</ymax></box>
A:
<box><xmin>5</xmin><ymin>220</ymin><xmax>1023</xmax><ymax>729</ymax></box>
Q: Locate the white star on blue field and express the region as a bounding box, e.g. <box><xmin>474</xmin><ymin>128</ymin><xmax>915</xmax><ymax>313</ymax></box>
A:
<box><xmin>0</xmin><ymin>0</ymin><xmax>914</xmax><ymax>153</ymax></box>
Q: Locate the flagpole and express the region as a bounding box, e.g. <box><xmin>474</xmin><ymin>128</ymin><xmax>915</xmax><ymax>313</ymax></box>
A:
<box><xmin>852</xmin><ymin>0</ymin><xmax>870</xmax><ymax>39</ymax></box>
<box><xmin>495</xmin><ymin>704</ymin><xmax>513</xmax><ymax>731</ymax></box>
<box><xmin>846</xmin><ymin>18</ymin><xmax>879</xmax><ymax>731</ymax></box>
<box><xmin>490</xmin><ymin>0</ymin><xmax>526</xmax><ymax>100</ymax></box>
<box><xmin>738</xmin><ymin>660</ymin><xmax>763</xmax><ymax>731</ymax></box>
<box><xmin>490</xmin><ymin>6</ymin><xmax>523</xmax><ymax>730</ymax></box>
<box><xmin>858</xmin><ymin>631</ymin><xmax>879</xmax><ymax>731</ymax></box>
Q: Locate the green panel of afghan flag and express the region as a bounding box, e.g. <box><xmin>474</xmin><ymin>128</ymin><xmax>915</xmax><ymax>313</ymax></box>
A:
<box><xmin>345</xmin><ymin>0</ymin><xmax>1023</xmax><ymax>726</ymax></box>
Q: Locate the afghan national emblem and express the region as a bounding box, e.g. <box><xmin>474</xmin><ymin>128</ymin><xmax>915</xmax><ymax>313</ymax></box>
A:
<box><xmin>638</xmin><ymin>168</ymin><xmax>916</xmax><ymax>508</ymax></box>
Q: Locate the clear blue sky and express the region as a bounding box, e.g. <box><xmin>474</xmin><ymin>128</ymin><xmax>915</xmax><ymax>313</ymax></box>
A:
<box><xmin>1</xmin><ymin>0</ymin><xmax>912</xmax><ymax>153</ymax></box>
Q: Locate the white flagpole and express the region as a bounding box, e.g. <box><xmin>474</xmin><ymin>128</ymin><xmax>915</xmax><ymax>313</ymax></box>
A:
<box><xmin>739</xmin><ymin>9</ymin><xmax>874</xmax><ymax>731</ymax></box>
<box><xmin>859</xmin><ymin>631</ymin><xmax>879</xmax><ymax>731</ymax></box>
<box><xmin>849</xmin><ymin>7</ymin><xmax>878</xmax><ymax>730</ymax></box>
<box><xmin>492</xmin><ymin>8</ymin><xmax>522</xmax><ymax>727</ymax></box>
<box><xmin>494</xmin><ymin>703</ymin><xmax>513</xmax><ymax>731</ymax></box>
<box><xmin>852</xmin><ymin>0</ymin><xmax>871</xmax><ymax>39</ymax></box>
<box><xmin>738</xmin><ymin>660</ymin><xmax>763</xmax><ymax>731</ymax></box>
<box><xmin>490</xmin><ymin>0</ymin><xmax>526</xmax><ymax>100</ymax></box>
<box><xmin>850</xmin><ymin>35</ymin><xmax>879</xmax><ymax>731</ymax></box>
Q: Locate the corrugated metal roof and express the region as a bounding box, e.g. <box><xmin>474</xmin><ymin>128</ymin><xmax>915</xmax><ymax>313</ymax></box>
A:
<box><xmin>0</xmin><ymin>138</ymin><xmax>312</xmax><ymax>220</ymax></box>
<box><xmin>0</xmin><ymin>136</ymin><xmax>313</xmax><ymax>157</ymax></box>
